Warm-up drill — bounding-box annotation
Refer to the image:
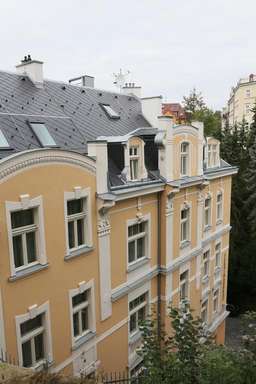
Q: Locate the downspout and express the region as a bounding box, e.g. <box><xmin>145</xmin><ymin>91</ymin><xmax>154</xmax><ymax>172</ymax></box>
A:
<box><xmin>157</xmin><ymin>191</ymin><xmax>161</xmax><ymax>340</ymax></box>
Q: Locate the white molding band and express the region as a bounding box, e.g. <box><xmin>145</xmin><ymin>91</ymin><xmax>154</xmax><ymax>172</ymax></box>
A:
<box><xmin>0</xmin><ymin>149</ymin><xmax>96</xmax><ymax>183</ymax></box>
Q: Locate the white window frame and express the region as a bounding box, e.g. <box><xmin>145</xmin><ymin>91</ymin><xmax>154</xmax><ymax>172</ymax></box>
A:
<box><xmin>6</xmin><ymin>196</ymin><xmax>47</xmax><ymax>277</ymax></box>
<box><xmin>204</xmin><ymin>194</ymin><xmax>212</xmax><ymax>229</ymax></box>
<box><xmin>179</xmin><ymin>266</ymin><xmax>190</xmax><ymax>305</ymax></box>
<box><xmin>214</xmin><ymin>242</ymin><xmax>222</xmax><ymax>283</ymax></box>
<box><xmin>64</xmin><ymin>187</ymin><xmax>93</xmax><ymax>257</ymax></box>
<box><xmin>69</xmin><ymin>279</ymin><xmax>96</xmax><ymax>348</ymax></box>
<box><xmin>201</xmin><ymin>298</ymin><xmax>208</xmax><ymax>325</ymax></box>
<box><xmin>129</xmin><ymin>145</ymin><xmax>140</xmax><ymax>181</ymax></box>
<box><xmin>216</xmin><ymin>191</ymin><xmax>223</xmax><ymax>223</ymax></box>
<box><xmin>213</xmin><ymin>288</ymin><xmax>220</xmax><ymax>315</ymax></box>
<box><xmin>180</xmin><ymin>203</ymin><xmax>191</xmax><ymax>245</ymax></box>
<box><xmin>128</xmin><ymin>283</ymin><xmax>151</xmax><ymax>340</ymax></box>
<box><xmin>15</xmin><ymin>301</ymin><xmax>53</xmax><ymax>369</ymax></box>
<box><xmin>126</xmin><ymin>214</ymin><xmax>151</xmax><ymax>268</ymax></box>
<box><xmin>207</xmin><ymin>142</ymin><xmax>220</xmax><ymax>168</ymax></box>
<box><xmin>202</xmin><ymin>250</ymin><xmax>210</xmax><ymax>280</ymax></box>
<box><xmin>180</xmin><ymin>141</ymin><xmax>190</xmax><ymax>177</ymax></box>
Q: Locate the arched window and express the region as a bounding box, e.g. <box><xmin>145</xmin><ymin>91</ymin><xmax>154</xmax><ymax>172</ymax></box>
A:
<box><xmin>180</xmin><ymin>142</ymin><xmax>189</xmax><ymax>176</ymax></box>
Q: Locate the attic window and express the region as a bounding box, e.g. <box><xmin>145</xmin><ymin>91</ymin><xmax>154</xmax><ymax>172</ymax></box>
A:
<box><xmin>30</xmin><ymin>122</ymin><xmax>56</xmax><ymax>147</ymax></box>
<box><xmin>101</xmin><ymin>104</ymin><xmax>120</xmax><ymax>119</ymax></box>
<box><xmin>0</xmin><ymin>129</ymin><xmax>10</xmax><ymax>148</ymax></box>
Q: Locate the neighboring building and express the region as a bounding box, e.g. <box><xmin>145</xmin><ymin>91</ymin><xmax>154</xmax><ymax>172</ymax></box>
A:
<box><xmin>0</xmin><ymin>57</ymin><xmax>237</xmax><ymax>378</ymax></box>
<box><xmin>162</xmin><ymin>102</ymin><xmax>186</xmax><ymax>123</ymax></box>
<box><xmin>224</xmin><ymin>73</ymin><xmax>256</xmax><ymax>127</ymax></box>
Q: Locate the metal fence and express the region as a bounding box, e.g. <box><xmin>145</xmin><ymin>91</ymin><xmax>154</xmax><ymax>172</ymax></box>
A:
<box><xmin>102</xmin><ymin>372</ymin><xmax>145</xmax><ymax>384</ymax></box>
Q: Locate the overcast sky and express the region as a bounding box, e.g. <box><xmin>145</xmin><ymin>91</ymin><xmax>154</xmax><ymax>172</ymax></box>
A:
<box><xmin>0</xmin><ymin>0</ymin><xmax>255</xmax><ymax>109</ymax></box>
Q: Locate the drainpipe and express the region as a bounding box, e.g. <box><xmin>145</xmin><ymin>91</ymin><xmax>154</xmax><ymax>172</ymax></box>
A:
<box><xmin>157</xmin><ymin>191</ymin><xmax>161</xmax><ymax>340</ymax></box>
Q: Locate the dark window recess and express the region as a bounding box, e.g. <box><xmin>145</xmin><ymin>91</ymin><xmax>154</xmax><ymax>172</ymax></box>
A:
<box><xmin>20</xmin><ymin>315</ymin><xmax>42</xmax><ymax>336</ymax></box>
<box><xmin>72</xmin><ymin>291</ymin><xmax>88</xmax><ymax>307</ymax></box>
<box><xmin>67</xmin><ymin>199</ymin><xmax>84</xmax><ymax>215</ymax></box>
<box><xmin>11</xmin><ymin>209</ymin><xmax>34</xmax><ymax>229</ymax></box>
<box><xmin>108</xmin><ymin>143</ymin><xmax>124</xmax><ymax>173</ymax></box>
<box><xmin>144</xmin><ymin>139</ymin><xmax>158</xmax><ymax>171</ymax></box>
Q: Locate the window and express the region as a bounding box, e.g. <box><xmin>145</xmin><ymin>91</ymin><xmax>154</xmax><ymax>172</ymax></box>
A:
<box><xmin>180</xmin><ymin>207</ymin><xmax>190</xmax><ymax>243</ymax></box>
<box><xmin>201</xmin><ymin>299</ymin><xmax>208</xmax><ymax>325</ymax></box>
<box><xmin>246</xmin><ymin>89</ymin><xmax>251</xmax><ymax>98</ymax></box>
<box><xmin>101</xmin><ymin>104</ymin><xmax>120</xmax><ymax>119</ymax></box>
<box><xmin>216</xmin><ymin>192</ymin><xmax>223</xmax><ymax>222</ymax></box>
<box><xmin>180</xmin><ymin>142</ymin><xmax>189</xmax><ymax>176</ymax></box>
<box><xmin>180</xmin><ymin>270</ymin><xmax>189</xmax><ymax>302</ymax></box>
<box><xmin>245</xmin><ymin>103</ymin><xmax>251</xmax><ymax>114</ymax></box>
<box><xmin>0</xmin><ymin>129</ymin><xmax>10</xmax><ymax>148</ymax></box>
<box><xmin>69</xmin><ymin>280</ymin><xmax>95</xmax><ymax>347</ymax></box>
<box><xmin>208</xmin><ymin>144</ymin><xmax>218</xmax><ymax>167</ymax></box>
<box><xmin>202</xmin><ymin>250</ymin><xmax>210</xmax><ymax>279</ymax></box>
<box><xmin>20</xmin><ymin>314</ymin><xmax>45</xmax><ymax>368</ymax></box>
<box><xmin>128</xmin><ymin>222</ymin><xmax>147</xmax><ymax>264</ymax></box>
<box><xmin>213</xmin><ymin>289</ymin><xmax>220</xmax><ymax>313</ymax></box>
<box><xmin>30</xmin><ymin>123</ymin><xmax>56</xmax><ymax>147</ymax></box>
<box><xmin>129</xmin><ymin>146</ymin><xmax>139</xmax><ymax>180</ymax></box>
<box><xmin>215</xmin><ymin>243</ymin><xmax>221</xmax><ymax>269</ymax></box>
<box><xmin>129</xmin><ymin>293</ymin><xmax>148</xmax><ymax>335</ymax></box>
<box><xmin>11</xmin><ymin>208</ymin><xmax>38</xmax><ymax>270</ymax></box>
<box><xmin>67</xmin><ymin>198</ymin><xmax>87</xmax><ymax>250</ymax></box>
<box><xmin>72</xmin><ymin>290</ymin><xmax>90</xmax><ymax>339</ymax></box>
<box><xmin>204</xmin><ymin>196</ymin><xmax>211</xmax><ymax>228</ymax></box>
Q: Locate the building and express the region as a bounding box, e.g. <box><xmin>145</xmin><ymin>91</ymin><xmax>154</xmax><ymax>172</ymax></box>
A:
<box><xmin>224</xmin><ymin>73</ymin><xmax>256</xmax><ymax>127</ymax></box>
<box><xmin>0</xmin><ymin>57</ymin><xmax>237</xmax><ymax>378</ymax></box>
<box><xmin>162</xmin><ymin>102</ymin><xmax>186</xmax><ymax>123</ymax></box>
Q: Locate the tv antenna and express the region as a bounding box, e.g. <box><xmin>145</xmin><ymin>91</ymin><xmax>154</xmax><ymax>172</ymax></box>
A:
<box><xmin>113</xmin><ymin>69</ymin><xmax>131</xmax><ymax>92</ymax></box>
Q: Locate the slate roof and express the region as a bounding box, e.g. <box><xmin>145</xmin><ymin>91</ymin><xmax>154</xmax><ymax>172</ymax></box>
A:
<box><xmin>0</xmin><ymin>70</ymin><xmax>151</xmax><ymax>159</ymax></box>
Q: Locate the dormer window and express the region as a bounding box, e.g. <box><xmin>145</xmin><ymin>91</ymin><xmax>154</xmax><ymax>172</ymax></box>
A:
<box><xmin>208</xmin><ymin>144</ymin><xmax>217</xmax><ymax>167</ymax></box>
<box><xmin>30</xmin><ymin>122</ymin><xmax>57</xmax><ymax>147</ymax></box>
<box><xmin>129</xmin><ymin>146</ymin><xmax>139</xmax><ymax>180</ymax></box>
<box><xmin>180</xmin><ymin>142</ymin><xmax>189</xmax><ymax>176</ymax></box>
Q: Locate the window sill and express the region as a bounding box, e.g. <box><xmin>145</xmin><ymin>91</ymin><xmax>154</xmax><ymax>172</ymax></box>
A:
<box><xmin>180</xmin><ymin>240</ymin><xmax>190</xmax><ymax>249</ymax></box>
<box><xmin>33</xmin><ymin>359</ymin><xmax>54</xmax><ymax>371</ymax></box>
<box><xmin>65</xmin><ymin>245</ymin><xmax>94</xmax><ymax>261</ymax></box>
<box><xmin>129</xmin><ymin>330</ymin><xmax>142</xmax><ymax>345</ymax></box>
<box><xmin>127</xmin><ymin>257</ymin><xmax>149</xmax><ymax>273</ymax></box>
<box><xmin>72</xmin><ymin>331</ymin><xmax>96</xmax><ymax>351</ymax></box>
<box><xmin>9</xmin><ymin>263</ymin><xmax>49</xmax><ymax>282</ymax></box>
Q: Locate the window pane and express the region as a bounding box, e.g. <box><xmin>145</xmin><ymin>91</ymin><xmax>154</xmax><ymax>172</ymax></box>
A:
<box><xmin>81</xmin><ymin>307</ymin><xmax>89</xmax><ymax>332</ymax></box>
<box><xmin>72</xmin><ymin>292</ymin><xmax>87</xmax><ymax>307</ymax></box>
<box><xmin>130</xmin><ymin>313</ymin><xmax>137</xmax><ymax>333</ymax></box>
<box><xmin>68</xmin><ymin>221</ymin><xmax>75</xmax><ymax>249</ymax></box>
<box><xmin>67</xmin><ymin>199</ymin><xmax>84</xmax><ymax>215</ymax></box>
<box><xmin>30</xmin><ymin>122</ymin><xmax>56</xmax><ymax>147</ymax></box>
<box><xmin>137</xmin><ymin>237</ymin><xmax>145</xmax><ymax>259</ymax></box>
<box><xmin>138</xmin><ymin>307</ymin><xmax>146</xmax><ymax>323</ymax></box>
<box><xmin>128</xmin><ymin>241</ymin><xmax>135</xmax><ymax>263</ymax></box>
<box><xmin>22</xmin><ymin>340</ymin><xmax>32</xmax><ymax>367</ymax></box>
<box><xmin>73</xmin><ymin>312</ymin><xmax>80</xmax><ymax>337</ymax></box>
<box><xmin>13</xmin><ymin>235</ymin><xmax>24</xmax><ymax>268</ymax></box>
<box><xmin>11</xmin><ymin>209</ymin><xmax>34</xmax><ymax>229</ymax></box>
<box><xmin>26</xmin><ymin>232</ymin><xmax>37</xmax><ymax>263</ymax></box>
<box><xmin>77</xmin><ymin>218</ymin><xmax>85</xmax><ymax>246</ymax></box>
<box><xmin>0</xmin><ymin>129</ymin><xmax>10</xmax><ymax>148</ymax></box>
<box><xmin>35</xmin><ymin>333</ymin><xmax>44</xmax><ymax>361</ymax></box>
<box><xmin>20</xmin><ymin>315</ymin><xmax>42</xmax><ymax>336</ymax></box>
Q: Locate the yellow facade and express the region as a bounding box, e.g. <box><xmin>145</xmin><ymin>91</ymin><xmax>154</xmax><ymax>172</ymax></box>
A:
<box><xmin>0</xmin><ymin>121</ymin><xmax>236</xmax><ymax>378</ymax></box>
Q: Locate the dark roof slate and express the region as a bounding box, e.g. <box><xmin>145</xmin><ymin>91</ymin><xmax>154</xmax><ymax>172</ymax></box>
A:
<box><xmin>0</xmin><ymin>71</ymin><xmax>150</xmax><ymax>158</ymax></box>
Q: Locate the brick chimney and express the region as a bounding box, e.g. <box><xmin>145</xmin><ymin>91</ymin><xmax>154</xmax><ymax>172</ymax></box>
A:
<box><xmin>16</xmin><ymin>55</ymin><xmax>44</xmax><ymax>89</ymax></box>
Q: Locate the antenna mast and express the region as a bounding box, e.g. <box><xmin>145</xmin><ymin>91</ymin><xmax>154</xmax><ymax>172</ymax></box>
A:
<box><xmin>113</xmin><ymin>69</ymin><xmax>131</xmax><ymax>93</ymax></box>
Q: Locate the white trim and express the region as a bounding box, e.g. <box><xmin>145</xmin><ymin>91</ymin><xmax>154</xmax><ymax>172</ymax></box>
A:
<box><xmin>15</xmin><ymin>301</ymin><xmax>53</xmax><ymax>368</ymax></box>
<box><xmin>180</xmin><ymin>140</ymin><xmax>191</xmax><ymax>177</ymax></box>
<box><xmin>6</xmin><ymin>195</ymin><xmax>47</xmax><ymax>277</ymax></box>
<box><xmin>216</xmin><ymin>189</ymin><xmax>224</xmax><ymax>224</ymax></box>
<box><xmin>0</xmin><ymin>288</ymin><xmax>6</xmax><ymax>352</ymax></box>
<box><xmin>179</xmin><ymin>201</ymin><xmax>192</xmax><ymax>246</ymax></box>
<box><xmin>69</xmin><ymin>279</ymin><xmax>96</xmax><ymax>349</ymax></box>
<box><xmin>64</xmin><ymin>187</ymin><xmax>93</xmax><ymax>257</ymax></box>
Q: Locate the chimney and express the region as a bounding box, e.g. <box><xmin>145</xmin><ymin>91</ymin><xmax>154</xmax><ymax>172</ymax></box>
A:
<box><xmin>69</xmin><ymin>75</ymin><xmax>95</xmax><ymax>88</ymax></box>
<box><xmin>87</xmin><ymin>141</ymin><xmax>108</xmax><ymax>195</ymax></box>
<box><xmin>122</xmin><ymin>82</ymin><xmax>142</xmax><ymax>98</ymax></box>
<box><xmin>141</xmin><ymin>96</ymin><xmax>163</xmax><ymax>127</ymax></box>
<box><xmin>16</xmin><ymin>55</ymin><xmax>44</xmax><ymax>89</ymax></box>
<box><xmin>192</xmin><ymin>121</ymin><xmax>204</xmax><ymax>175</ymax></box>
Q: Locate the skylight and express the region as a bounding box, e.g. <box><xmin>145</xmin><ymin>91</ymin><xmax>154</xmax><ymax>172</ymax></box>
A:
<box><xmin>101</xmin><ymin>104</ymin><xmax>120</xmax><ymax>119</ymax></box>
<box><xmin>30</xmin><ymin>122</ymin><xmax>57</xmax><ymax>147</ymax></box>
<box><xmin>0</xmin><ymin>129</ymin><xmax>10</xmax><ymax>148</ymax></box>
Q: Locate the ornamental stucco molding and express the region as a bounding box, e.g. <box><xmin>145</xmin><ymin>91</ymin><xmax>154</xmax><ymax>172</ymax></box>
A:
<box><xmin>0</xmin><ymin>149</ymin><xmax>96</xmax><ymax>182</ymax></box>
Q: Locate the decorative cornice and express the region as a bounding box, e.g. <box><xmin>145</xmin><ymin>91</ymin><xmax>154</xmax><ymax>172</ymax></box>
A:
<box><xmin>0</xmin><ymin>149</ymin><xmax>96</xmax><ymax>182</ymax></box>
